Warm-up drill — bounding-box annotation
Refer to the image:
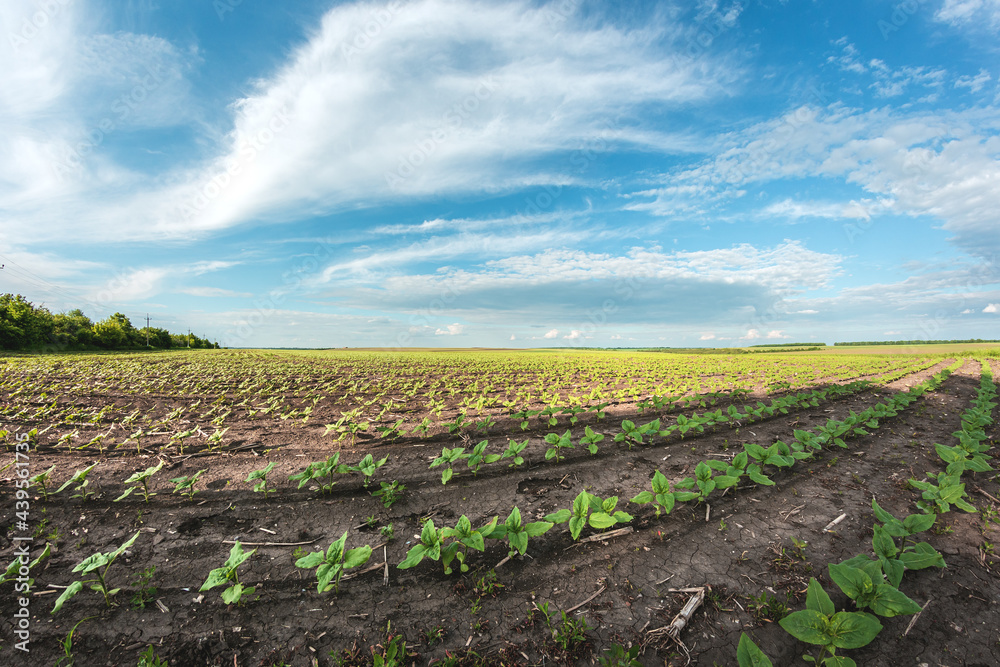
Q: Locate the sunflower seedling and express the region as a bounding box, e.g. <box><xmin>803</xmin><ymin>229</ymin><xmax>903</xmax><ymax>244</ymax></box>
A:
<box><xmin>52</xmin><ymin>531</ymin><xmax>140</xmax><ymax>613</ymax></box>
<box><xmin>779</xmin><ymin>577</ymin><xmax>883</xmax><ymax>666</ymax></box>
<box><xmin>546</xmin><ymin>490</ymin><xmax>632</xmax><ymax>540</ymax></box>
<box><xmin>580</xmin><ymin>426</ymin><xmax>604</xmax><ymax>455</ymax></box>
<box><xmin>373</xmin><ymin>480</ymin><xmax>406</xmax><ymax>508</ymax></box>
<box><xmin>485</xmin><ymin>507</ymin><xmax>553</xmax><ymax>558</ymax></box>
<box><xmin>115</xmin><ymin>461</ymin><xmax>164</xmax><ymax>504</ymax></box>
<box><xmin>430</xmin><ymin>446</ymin><xmax>469</xmax><ymax>484</ymax></box>
<box><xmin>467</xmin><ymin>440</ymin><xmax>501</xmax><ymax>474</ymax></box>
<box><xmin>170</xmin><ymin>469</ymin><xmax>206</xmax><ymax>500</ymax></box>
<box><xmin>56</xmin><ymin>463</ymin><xmax>98</xmax><ymax>501</ymax></box>
<box><xmin>28</xmin><ymin>464</ymin><xmax>56</xmax><ymax>500</ymax></box>
<box><xmin>201</xmin><ymin>541</ymin><xmax>256</xmax><ymax>605</ymax></box>
<box><xmin>500</xmin><ymin>438</ymin><xmax>527</xmax><ymax>467</ymax></box>
<box><xmin>295</xmin><ymin>531</ymin><xmax>372</xmax><ymax>594</ymax></box>
<box><xmin>348</xmin><ymin>453</ymin><xmax>389</xmax><ymax>487</ymax></box>
<box><xmin>246</xmin><ymin>462</ymin><xmax>275</xmax><ymax>499</ymax></box>
<box><xmin>544</xmin><ymin>430</ymin><xmax>574</xmax><ymax>462</ymax></box>
<box><xmin>631</xmin><ymin>470</ymin><xmax>676</xmax><ymax>517</ymax></box>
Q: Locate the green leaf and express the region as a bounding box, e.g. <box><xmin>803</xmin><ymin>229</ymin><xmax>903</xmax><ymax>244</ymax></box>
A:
<box><xmin>221</xmin><ymin>583</ymin><xmax>246</xmax><ymax>605</ymax></box>
<box><xmin>52</xmin><ymin>580</ymin><xmax>84</xmax><ymax>614</ymax></box>
<box><xmin>631</xmin><ymin>491</ymin><xmax>655</xmax><ymax>505</ymax></box>
<box><xmin>881</xmin><ymin>557</ymin><xmax>904</xmax><ymax>588</ymax></box>
<box><xmin>568</xmin><ymin>515</ymin><xmax>587</xmax><ymax>540</ymax></box>
<box><xmin>827</xmin><ymin>611</ymin><xmax>882</xmax><ymax>649</ymax></box>
<box><xmin>545</xmin><ymin>508</ymin><xmax>572</xmax><ymax>524</ymax></box>
<box><xmin>824</xmin><ymin>656</ymin><xmax>857</xmax><ymax>667</ymax></box>
<box><xmin>714</xmin><ymin>475</ymin><xmax>740</xmax><ymax>489</ymax></box>
<box><xmin>523</xmin><ymin>521</ymin><xmax>553</xmax><ymax>538</ymax></box>
<box><xmin>871</xmin><ymin>525</ymin><xmax>899</xmax><ymax>560</ymax></box>
<box><xmin>899</xmin><ymin>542</ymin><xmax>945</xmax><ymax>570</ymax></box>
<box><xmin>778</xmin><ymin>609</ymin><xmax>829</xmax><ymax>645</ymax></box>
<box><xmin>736</xmin><ymin>633</ymin><xmax>774</xmax><ymax>667</ymax></box>
<box><xmin>868</xmin><ymin>585</ymin><xmax>922</xmax><ymax>618</ymax></box>
<box><xmin>343</xmin><ymin>545</ymin><xmax>372</xmax><ymax>569</ymax></box>
<box><xmin>294</xmin><ymin>552</ymin><xmax>325</xmax><ymax>569</ymax></box>
<box><xmin>588</xmin><ymin>512</ymin><xmax>617</xmax><ymax>530</ymax></box>
<box><xmin>397</xmin><ymin>544</ymin><xmax>427</xmax><ymax>569</ymax></box>
<box><xmin>655</xmin><ymin>492</ymin><xmax>676</xmax><ymax>514</ymax></box>
<box><xmin>441</xmin><ymin>467</ymin><xmax>453</xmax><ymax>485</ymax></box>
<box><xmin>805</xmin><ymin>578</ymin><xmax>835</xmax><ymax>616</ymax></box>
<box><xmin>201</xmin><ymin>566</ymin><xmax>232</xmax><ymax>591</ymax></box>
<box><xmin>746</xmin><ymin>464</ymin><xmax>774</xmax><ymax>486</ymax></box>
<box><xmin>828</xmin><ymin>562</ymin><xmax>871</xmax><ymax>601</ymax></box>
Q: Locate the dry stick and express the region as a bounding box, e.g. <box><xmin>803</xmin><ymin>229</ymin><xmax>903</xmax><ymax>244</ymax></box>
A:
<box><xmin>822</xmin><ymin>513</ymin><xmax>847</xmax><ymax>532</ymax></box>
<box><xmin>903</xmin><ymin>598</ymin><xmax>932</xmax><ymax>637</ymax></box>
<box><xmin>382</xmin><ymin>546</ymin><xmax>389</xmax><ymax>587</ymax></box>
<box><xmin>781</xmin><ymin>504</ymin><xmax>806</xmax><ymax>521</ymax></box>
<box><xmin>565</xmin><ymin>526</ymin><xmax>634</xmax><ymax>550</ymax></box>
<box><xmin>342</xmin><ymin>560</ymin><xmax>384</xmax><ymax>581</ymax></box>
<box><xmin>647</xmin><ymin>587</ymin><xmax>707</xmax><ymax>666</ymax></box>
<box><xmin>222</xmin><ymin>538</ymin><xmax>319</xmax><ymax>547</ymax></box>
<box><xmin>705</xmin><ymin>504</ymin><xmax>711</xmax><ymax>522</ymax></box>
<box><xmin>977</xmin><ymin>488</ymin><xmax>1000</xmax><ymax>505</ymax></box>
<box><xmin>566</xmin><ymin>582</ymin><xmax>607</xmax><ymax>615</ymax></box>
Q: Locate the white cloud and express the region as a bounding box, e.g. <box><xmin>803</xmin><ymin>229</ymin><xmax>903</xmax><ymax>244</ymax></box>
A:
<box><xmin>766</xmin><ymin>330</ymin><xmax>790</xmax><ymax>339</ymax></box>
<box><xmin>763</xmin><ymin>198</ymin><xmax>893</xmax><ymax>221</ymax></box>
<box><xmin>180</xmin><ymin>287</ymin><xmax>252</xmax><ymax>298</ymax></box>
<box><xmin>509</xmin><ymin>334</ymin><xmax>516</xmax><ymax>340</ymax></box>
<box><xmin>1</xmin><ymin>0</ymin><xmax>744</xmax><ymax>246</ymax></box>
<box><xmin>543</xmin><ymin>329</ymin><xmax>559</xmax><ymax>339</ymax></box>
<box><xmin>884</xmin><ymin>330</ymin><xmax>902</xmax><ymax>335</ymax></box>
<box><xmin>935</xmin><ymin>0</ymin><xmax>1000</xmax><ymax>29</ymax></box>
<box><xmin>563</xmin><ymin>330</ymin><xmax>585</xmax><ymax>340</ymax></box>
<box><xmin>632</xmin><ymin>105</ymin><xmax>1000</xmax><ymax>260</ymax></box>
<box><xmin>985</xmin><ymin>303</ymin><xmax>1000</xmax><ymax>313</ymax></box>
<box><xmin>699</xmin><ymin>332</ymin><xmax>717</xmax><ymax>340</ymax></box>
<box><xmin>610</xmin><ymin>334</ymin><xmax>623</xmax><ymax>340</ymax></box>
<box><xmin>797</xmin><ymin>309</ymin><xmax>819</xmax><ymax>314</ymax></box>
<box><xmin>435</xmin><ymin>323</ymin><xmax>465</xmax><ymax>335</ymax></box>
<box><xmin>955</xmin><ymin>68</ymin><xmax>992</xmax><ymax>93</ymax></box>
<box><xmin>742</xmin><ymin>328</ymin><xmax>761</xmax><ymax>340</ymax></box>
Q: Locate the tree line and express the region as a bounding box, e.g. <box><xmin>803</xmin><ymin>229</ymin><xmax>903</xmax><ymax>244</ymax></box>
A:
<box><xmin>834</xmin><ymin>339</ymin><xmax>1000</xmax><ymax>346</ymax></box>
<box><xmin>0</xmin><ymin>294</ymin><xmax>220</xmax><ymax>351</ymax></box>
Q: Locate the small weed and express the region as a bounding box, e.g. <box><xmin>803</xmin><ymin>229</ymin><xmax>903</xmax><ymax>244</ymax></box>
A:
<box><xmin>933</xmin><ymin>523</ymin><xmax>955</xmax><ymax>536</ymax></box>
<box><xmin>746</xmin><ymin>591</ymin><xmax>789</xmax><ymax>623</ymax></box>
<box><xmin>130</xmin><ymin>566</ymin><xmax>157</xmax><ymax>609</ymax></box>
<box><xmin>473</xmin><ymin>570</ymin><xmax>505</xmax><ymax>599</ymax></box>
<box><xmin>718</xmin><ymin>518</ymin><xmax>728</xmax><ymax>532</ymax></box>
<box><xmin>137</xmin><ymin>645</ymin><xmax>169</xmax><ymax>667</ymax></box>
<box><xmin>423</xmin><ymin>625</ymin><xmax>446</xmax><ymax>646</ymax></box>
<box><xmin>380</xmin><ymin>523</ymin><xmax>395</xmax><ymax>541</ymax></box>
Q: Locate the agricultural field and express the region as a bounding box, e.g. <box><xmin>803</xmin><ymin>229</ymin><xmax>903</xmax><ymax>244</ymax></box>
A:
<box><xmin>1</xmin><ymin>348</ymin><xmax>998</xmax><ymax>666</ymax></box>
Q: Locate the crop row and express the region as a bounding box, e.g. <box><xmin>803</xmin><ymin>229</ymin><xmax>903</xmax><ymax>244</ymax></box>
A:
<box><xmin>738</xmin><ymin>362</ymin><xmax>996</xmax><ymax>666</ymax></box>
<box><xmin>5</xmin><ymin>365</ymin><xmax>963</xmax><ymax>628</ymax></box>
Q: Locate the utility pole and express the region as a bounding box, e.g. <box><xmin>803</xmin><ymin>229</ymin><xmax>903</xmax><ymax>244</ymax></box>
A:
<box><xmin>145</xmin><ymin>314</ymin><xmax>150</xmax><ymax>347</ymax></box>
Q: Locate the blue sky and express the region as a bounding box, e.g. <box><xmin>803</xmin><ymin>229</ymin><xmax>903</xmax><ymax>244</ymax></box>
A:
<box><xmin>2</xmin><ymin>0</ymin><xmax>999</xmax><ymax>348</ymax></box>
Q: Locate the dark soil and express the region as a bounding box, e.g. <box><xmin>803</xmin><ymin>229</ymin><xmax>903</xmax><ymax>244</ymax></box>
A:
<box><xmin>1</xmin><ymin>358</ymin><xmax>998</xmax><ymax>666</ymax></box>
